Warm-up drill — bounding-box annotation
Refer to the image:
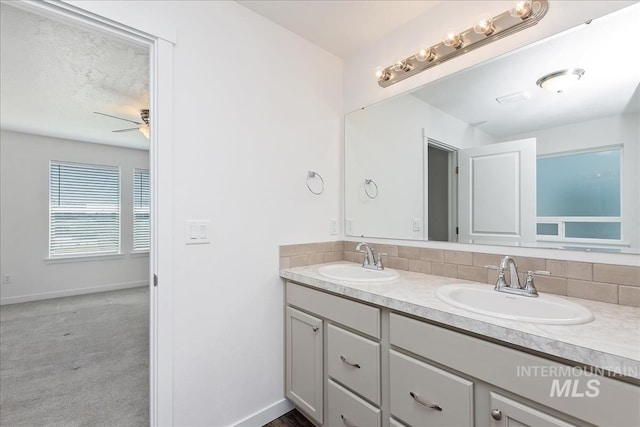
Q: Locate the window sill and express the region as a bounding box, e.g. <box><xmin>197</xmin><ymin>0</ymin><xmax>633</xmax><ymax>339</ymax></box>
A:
<box><xmin>130</xmin><ymin>250</ymin><xmax>150</xmax><ymax>257</ymax></box>
<box><xmin>45</xmin><ymin>253</ymin><xmax>125</xmax><ymax>264</ymax></box>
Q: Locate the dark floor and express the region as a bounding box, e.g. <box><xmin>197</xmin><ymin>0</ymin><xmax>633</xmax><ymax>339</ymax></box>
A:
<box><xmin>264</xmin><ymin>409</ymin><xmax>315</xmax><ymax>427</ymax></box>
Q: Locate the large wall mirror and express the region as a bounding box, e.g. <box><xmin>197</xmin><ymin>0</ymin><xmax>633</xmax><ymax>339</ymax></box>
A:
<box><xmin>345</xmin><ymin>3</ymin><xmax>639</xmax><ymax>254</ymax></box>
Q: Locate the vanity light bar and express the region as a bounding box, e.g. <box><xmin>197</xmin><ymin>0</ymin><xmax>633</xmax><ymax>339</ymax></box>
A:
<box><xmin>377</xmin><ymin>0</ymin><xmax>549</xmax><ymax>88</ymax></box>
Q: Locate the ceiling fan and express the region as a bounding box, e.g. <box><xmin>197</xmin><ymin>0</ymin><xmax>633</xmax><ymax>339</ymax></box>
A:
<box><xmin>94</xmin><ymin>109</ymin><xmax>150</xmax><ymax>139</ymax></box>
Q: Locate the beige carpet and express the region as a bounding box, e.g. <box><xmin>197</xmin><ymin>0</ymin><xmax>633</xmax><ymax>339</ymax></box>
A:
<box><xmin>0</xmin><ymin>287</ymin><xmax>149</xmax><ymax>426</ymax></box>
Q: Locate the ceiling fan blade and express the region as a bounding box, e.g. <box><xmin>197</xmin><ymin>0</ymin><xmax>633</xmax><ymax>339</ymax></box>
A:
<box><xmin>94</xmin><ymin>111</ymin><xmax>143</xmax><ymax>125</ymax></box>
<box><xmin>112</xmin><ymin>127</ymin><xmax>140</xmax><ymax>133</ymax></box>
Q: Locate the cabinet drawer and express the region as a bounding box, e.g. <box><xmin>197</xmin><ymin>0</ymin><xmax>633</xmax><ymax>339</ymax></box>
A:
<box><xmin>328</xmin><ymin>324</ymin><xmax>381</xmax><ymax>405</ymax></box>
<box><xmin>286</xmin><ymin>281</ymin><xmax>380</xmax><ymax>338</ymax></box>
<box><xmin>489</xmin><ymin>392</ymin><xmax>577</xmax><ymax>427</ymax></box>
<box><xmin>328</xmin><ymin>379</ymin><xmax>381</xmax><ymax>427</ymax></box>
<box><xmin>390</xmin><ymin>350</ymin><xmax>473</xmax><ymax>427</ymax></box>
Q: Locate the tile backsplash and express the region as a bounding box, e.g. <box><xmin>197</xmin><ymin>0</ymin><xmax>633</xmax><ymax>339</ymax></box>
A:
<box><xmin>280</xmin><ymin>241</ymin><xmax>640</xmax><ymax>308</ymax></box>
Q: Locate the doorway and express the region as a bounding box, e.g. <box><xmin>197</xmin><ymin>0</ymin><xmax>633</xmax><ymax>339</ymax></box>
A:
<box><xmin>426</xmin><ymin>140</ymin><xmax>458</xmax><ymax>242</ymax></box>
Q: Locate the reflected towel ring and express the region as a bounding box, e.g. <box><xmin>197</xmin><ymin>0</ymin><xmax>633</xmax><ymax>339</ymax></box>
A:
<box><xmin>364</xmin><ymin>178</ymin><xmax>378</xmax><ymax>199</ymax></box>
<box><xmin>307</xmin><ymin>171</ymin><xmax>324</xmax><ymax>195</ymax></box>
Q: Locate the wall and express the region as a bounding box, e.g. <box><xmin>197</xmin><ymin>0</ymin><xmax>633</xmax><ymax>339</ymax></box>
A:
<box><xmin>0</xmin><ymin>130</ymin><xmax>149</xmax><ymax>304</ymax></box>
<box><xmin>65</xmin><ymin>1</ymin><xmax>343</xmax><ymax>425</ymax></box>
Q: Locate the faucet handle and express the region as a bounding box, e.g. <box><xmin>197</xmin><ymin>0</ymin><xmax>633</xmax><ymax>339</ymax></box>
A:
<box><xmin>529</xmin><ymin>270</ymin><xmax>551</xmax><ymax>276</ymax></box>
<box><xmin>523</xmin><ymin>270</ymin><xmax>550</xmax><ymax>297</ymax></box>
<box><xmin>376</xmin><ymin>253</ymin><xmax>387</xmax><ymax>269</ymax></box>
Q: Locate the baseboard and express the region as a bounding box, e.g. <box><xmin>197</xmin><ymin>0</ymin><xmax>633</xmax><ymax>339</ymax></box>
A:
<box><xmin>233</xmin><ymin>398</ymin><xmax>294</xmax><ymax>427</ymax></box>
<box><xmin>0</xmin><ymin>280</ymin><xmax>148</xmax><ymax>305</ymax></box>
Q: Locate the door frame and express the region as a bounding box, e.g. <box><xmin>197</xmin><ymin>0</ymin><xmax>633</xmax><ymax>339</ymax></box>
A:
<box><xmin>10</xmin><ymin>2</ymin><xmax>175</xmax><ymax>425</ymax></box>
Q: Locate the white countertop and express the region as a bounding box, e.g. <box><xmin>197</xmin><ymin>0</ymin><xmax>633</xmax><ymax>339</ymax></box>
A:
<box><xmin>281</xmin><ymin>262</ymin><xmax>640</xmax><ymax>381</ymax></box>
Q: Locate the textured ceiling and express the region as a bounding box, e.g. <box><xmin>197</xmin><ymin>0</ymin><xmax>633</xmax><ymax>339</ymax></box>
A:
<box><xmin>237</xmin><ymin>0</ymin><xmax>441</xmax><ymax>58</ymax></box>
<box><xmin>0</xmin><ymin>3</ymin><xmax>150</xmax><ymax>150</ymax></box>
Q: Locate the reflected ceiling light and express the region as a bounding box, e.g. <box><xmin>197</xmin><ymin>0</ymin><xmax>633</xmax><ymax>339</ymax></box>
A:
<box><xmin>376</xmin><ymin>0</ymin><xmax>549</xmax><ymax>88</ymax></box>
<box><xmin>536</xmin><ymin>69</ymin><xmax>585</xmax><ymax>93</ymax></box>
<box><xmin>496</xmin><ymin>90</ymin><xmax>531</xmax><ymax>104</ymax></box>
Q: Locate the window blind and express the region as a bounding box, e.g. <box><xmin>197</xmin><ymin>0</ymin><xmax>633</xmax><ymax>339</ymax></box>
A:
<box><xmin>50</xmin><ymin>161</ymin><xmax>120</xmax><ymax>256</ymax></box>
<box><xmin>133</xmin><ymin>168</ymin><xmax>150</xmax><ymax>251</ymax></box>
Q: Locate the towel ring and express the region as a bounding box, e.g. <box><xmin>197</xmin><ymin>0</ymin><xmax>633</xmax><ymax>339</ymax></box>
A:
<box><xmin>364</xmin><ymin>178</ymin><xmax>378</xmax><ymax>199</ymax></box>
<box><xmin>307</xmin><ymin>171</ymin><xmax>324</xmax><ymax>195</ymax></box>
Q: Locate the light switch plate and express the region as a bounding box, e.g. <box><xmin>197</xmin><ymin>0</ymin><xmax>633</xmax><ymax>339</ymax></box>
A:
<box><xmin>329</xmin><ymin>218</ymin><xmax>338</xmax><ymax>235</ymax></box>
<box><xmin>413</xmin><ymin>218</ymin><xmax>423</xmax><ymax>231</ymax></box>
<box><xmin>346</xmin><ymin>218</ymin><xmax>354</xmax><ymax>235</ymax></box>
<box><xmin>185</xmin><ymin>220</ymin><xmax>210</xmax><ymax>245</ymax></box>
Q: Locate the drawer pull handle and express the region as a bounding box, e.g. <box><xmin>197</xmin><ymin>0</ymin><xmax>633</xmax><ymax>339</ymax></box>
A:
<box><xmin>340</xmin><ymin>414</ymin><xmax>358</xmax><ymax>427</ymax></box>
<box><xmin>312</xmin><ymin>326</ymin><xmax>319</xmax><ymax>332</ymax></box>
<box><xmin>340</xmin><ymin>355</ymin><xmax>361</xmax><ymax>369</ymax></box>
<box><xmin>491</xmin><ymin>409</ymin><xmax>502</xmax><ymax>420</ymax></box>
<box><xmin>410</xmin><ymin>391</ymin><xmax>442</xmax><ymax>411</ymax></box>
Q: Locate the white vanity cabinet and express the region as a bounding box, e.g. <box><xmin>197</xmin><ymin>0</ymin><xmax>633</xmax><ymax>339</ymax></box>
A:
<box><xmin>285</xmin><ymin>282</ymin><xmax>382</xmax><ymax>425</ymax></box>
<box><xmin>284</xmin><ymin>281</ymin><xmax>640</xmax><ymax>427</ymax></box>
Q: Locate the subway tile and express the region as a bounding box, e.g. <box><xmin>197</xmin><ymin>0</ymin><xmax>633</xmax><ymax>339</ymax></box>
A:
<box><xmin>567</xmin><ymin>279</ymin><xmax>618</xmax><ymax>304</ymax></box>
<box><xmin>379</xmin><ymin>244</ymin><xmax>399</xmax><ymax>257</ymax></box>
<box><xmin>619</xmin><ymin>286</ymin><xmax>640</xmax><ymax>307</ymax></box>
<box><xmin>343</xmin><ymin>242</ymin><xmax>360</xmax><ymax>252</ymax></box>
<box><xmin>279</xmin><ymin>257</ymin><xmax>290</xmax><ymax>269</ymax></box>
<box><xmin>323</xmin><ymin>251</ymin><xmax>342</xmax><ymax>263</ymax></box>
<box><xmin>398</xmin><ymin>245</ymin><xmax>421</xmax><ymax>260</ymax></box>
<box><xmin>343</xmin><ymin>251</ymin><xmax>355</xmax><ymax>263</ymax></box>
<box><xmin>420</xmin><ymin>248</ymin><xmax>444</xmax><ymax>263</ymax></box>
<box><xmin>472</xmin><ymin>253</ymin><xmax>504</xmax><ymax>268</ymax></box>
<box><xmin>408</xmin><ymin>259</ymin><xmax>431</xmax><ymax>274</ymax></box>
<box><xmin>488</xmin><ymin>269</ymin><xmax>499</xmax><ymax>285</ymax></box>
<box><xmin>331</xmin><ymin>241</ymin><xmax>344</xmax><ymax>251</ymax></box>
<box><xmin>593</xmin><ymin>264</ymin><xmax>640</xmax><ymax>287</ymax></box>
<box><xmin>457</xmin><ymin>265</ymin><xmax>487</xmax><ymax>283</ymax></box>
<box><xmin>546</xmin><ymin>260</ymin><xmax>593</xmax><ymax>281</ymax></box>
<box><xmin>315</xmin><ymin>242</ymin><xmax>333</xmax><ymax>253</ymax></box>
<box><xmin>533</xmin><ymin>275</ymin><xmax>567</xmax><ymax>296</ymax></box>
<box><xmin>387</xmin><ymin>257</ymin><xmax>409</xmax><ymax>271</ymax></box>
<box><xmin>309</xmin><ymin>253</ymin><xmax>324</xmax><ymax>265</ymax></box>
<box><xmin>513</xmin><ymin>256</ymin><xmax>546</xmax><ymax>273</ymax></box>
<box><xmin>280</xmin><ymin>243</ymin><xmax>317</xmax><ymax>257</ymax></box>
<box><xmin>289</xmin><ymin>255</ymin><xmax>310</xmax><ymax>268</ymax></box>
<box><xmin>432</xmin><ymin>262</ymin><xmax>458</xmax><ymax>278</ymax></box>
<box><xmin>444</xmin><ymin>250</ymin><xmax>473</xmax><ymax>266</ymax></box>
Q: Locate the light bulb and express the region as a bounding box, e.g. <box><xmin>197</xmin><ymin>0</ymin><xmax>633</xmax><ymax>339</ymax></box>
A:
<box><xmin>473</xmin><ymin>18</ymin><xmax>495</xmax><ymax>36</ymax></box>
<box><xmin>443</xmin><ymin>31</ymin><xmax>463</xmax><ymax>49</ymax></box>
<box><xmin>415</xmin><ymin>47</ymin><xmax>435</xmax><ymax>62</ymax></box>
<box><xmin>375</xmin><ymin>67</ymin><xmax>390</xmax><ymax>82</ymax></box>
<box><xmin>392</xmin><ymin>58</ymin><xmax>412</xmax><ymax>72</ymax></box>
<box><xmin>510</xmin><ymin>0</ymin><xmax>533</xmax><ymax>19</ymax></box>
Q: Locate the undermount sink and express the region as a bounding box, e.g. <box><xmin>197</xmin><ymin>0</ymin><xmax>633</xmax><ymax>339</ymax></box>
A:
<box><xmin>436</xmin><ymin>285</ymin><xmax>594</xmax><ymax>325</ymax></box>
<box><xmin>318</xmin><ymin>264</ymin><xmax>399</xmax><ymax>283</ymax></box>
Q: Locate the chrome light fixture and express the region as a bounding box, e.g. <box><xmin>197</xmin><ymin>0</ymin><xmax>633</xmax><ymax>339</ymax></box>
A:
<box><xmin>536</xmin><ymin>68</ymin><xmax>585</xmax><ymax>93</ymax></box>
<box><xmin>377</xmin><ymin>0</ymin><xmax>549</xmax><ymax>87</ymax></box>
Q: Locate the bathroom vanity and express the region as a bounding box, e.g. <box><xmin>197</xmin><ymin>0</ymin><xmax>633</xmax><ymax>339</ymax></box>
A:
<box><xmin>281</xmin><ymin>263</ymin><xmax>640</xmax><ymax>427</ymax></box>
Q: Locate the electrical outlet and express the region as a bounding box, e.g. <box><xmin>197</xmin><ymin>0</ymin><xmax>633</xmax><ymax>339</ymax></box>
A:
<box><xmin>346</xmin><ymin>219</ymin><xmax>354</xmax><ymax>235</ymax></box>
<box><xmin>329</xmin><ymin>218</ymin><xmax>338</xmax><ymax>235</ymax></box>
<box><xmin>2</xmin><ymin>274</ymin><xmax>12</xmax><ymax>285</ymax></box>
<box><xmin>413</xmin><ymin>218</ymin><xmax>423</xmax><ymax>231</ymax></box>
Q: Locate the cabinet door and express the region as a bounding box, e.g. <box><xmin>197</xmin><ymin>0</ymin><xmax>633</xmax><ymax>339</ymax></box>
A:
<box><xmin>489</xmin><ymin>392</ymin><xmax>577</xmax><ymax>427</ymax></box>
<box><xmin>286</xmin><ymin>306</ymin><xmax>323</xmax><ymax>424</ymax></box>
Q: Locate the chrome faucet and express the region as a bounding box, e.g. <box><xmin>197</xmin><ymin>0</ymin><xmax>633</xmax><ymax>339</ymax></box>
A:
<box><xmin>485</xmin><ymin>256</ymin><xmax>550</xmax><ymax>297</ymax></box>
<box><xmin>355</xmin><ymin>242</ymin><xmax>386</xmax><ymax>270</ymax></box>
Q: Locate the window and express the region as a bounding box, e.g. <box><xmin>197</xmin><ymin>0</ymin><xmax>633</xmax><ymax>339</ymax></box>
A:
<box><xmin>536</xmin><ymin>148</ymin><xmax>622</xmax><ymax>243</ymax></box>
<box><xmin>50</xmin><ymin>161</ymin><xmax>120</xmax><ymax>257</ymax></box>
<box><xmin>133</xmin><ymin>168</ymin><xmax>150</xmax><ymax>251</ymax></box>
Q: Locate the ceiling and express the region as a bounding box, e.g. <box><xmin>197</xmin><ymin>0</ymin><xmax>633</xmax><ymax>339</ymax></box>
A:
<box><xmin>0</xmin><ymin>3</ymin><xmax>150</xmax><ymax>150</ymax></box>
<box><xmin>237</xmin><ymin>1</ymin><xmax>441</xmax><ymax>58</ymax></box>
<box><xmin>410</xmin><ymin>3</ymin><xmax>640</xmax><ymax>138</ymax></box>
